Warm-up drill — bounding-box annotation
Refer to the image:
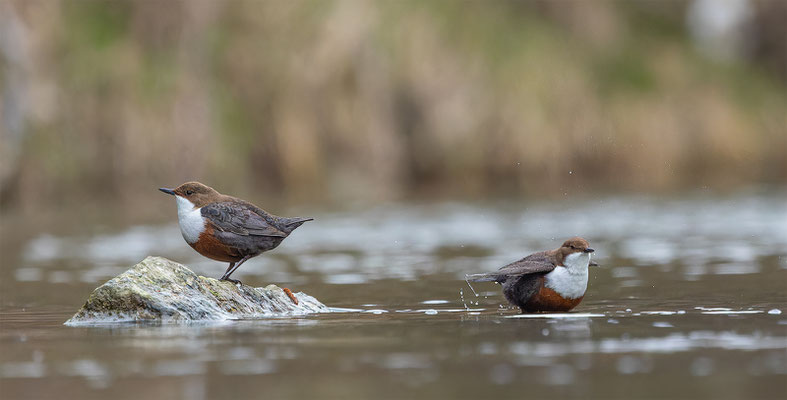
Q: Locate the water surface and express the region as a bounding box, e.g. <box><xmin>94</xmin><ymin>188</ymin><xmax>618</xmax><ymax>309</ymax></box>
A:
<box><xmin>2</xmin><ymin>193</ymin><xmax>786</xmax><ymax>399</ymax></box>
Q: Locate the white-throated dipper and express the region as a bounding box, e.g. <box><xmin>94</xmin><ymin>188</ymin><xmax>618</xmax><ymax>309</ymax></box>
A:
<box><xmin>159</xmin><ymin>182</ymin><xmax>312</xmax><ymax>294</ymax></box>
<box><xmin>467</xmin><ymin>237</ymin><xmax>597</xmax><ymax>313</ymax></box>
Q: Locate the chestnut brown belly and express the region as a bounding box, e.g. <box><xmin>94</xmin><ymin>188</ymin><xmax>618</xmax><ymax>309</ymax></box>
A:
<box><xmin>522</xmin><ymin>285</ymin><xmax>584</xmax><ymax>313</ymax></box>
<box><xmin>189</xmin><ymin>228</ymin><xmax>244</xmax><ymax>263</ymax></box>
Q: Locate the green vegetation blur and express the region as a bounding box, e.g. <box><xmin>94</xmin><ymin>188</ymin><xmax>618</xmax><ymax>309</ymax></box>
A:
<box><xmin>1</xmin><ymin>1</ymin><xmax>785</xmax><ymax>213</ymax></box>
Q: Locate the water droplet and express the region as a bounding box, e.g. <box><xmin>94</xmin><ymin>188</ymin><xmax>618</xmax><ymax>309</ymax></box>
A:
<box><xmin>464</xmin><ymin>277</ymin><xmax>480</xmax><ymax>298</ymax></box>
<box><xmin>460</xmin><ymin>288</ymin><xmax>469</xmax><ymax>311</ymax></box>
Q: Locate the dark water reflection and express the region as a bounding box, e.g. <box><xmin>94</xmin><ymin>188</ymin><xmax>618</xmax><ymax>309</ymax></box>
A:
<box><xmin>2</xmin><ymin>193</ymin><xmax>786</xmax><ymax>399</ymax></box>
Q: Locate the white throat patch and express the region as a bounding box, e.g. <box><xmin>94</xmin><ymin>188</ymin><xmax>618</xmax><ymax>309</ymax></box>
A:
<box><xmin>544</xmin><ymin>252</ymin><xmax>591</xmax><ymax>299</ymax></box>
<box><xmin>563</xmin><ymin>252</ymin><xmax>591</xmax><ymax>273</ymax></box>
<box><xmin>175</xmin><ymin>196</ymin><xmax>205</xmax><ymax>244</ymax></box>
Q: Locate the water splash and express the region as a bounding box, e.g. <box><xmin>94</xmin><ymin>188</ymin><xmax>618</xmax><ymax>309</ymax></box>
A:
<box><xmin>464</xmin><ymin>275</ymin><xmax>480</xmax><ymax>298</ymax></box>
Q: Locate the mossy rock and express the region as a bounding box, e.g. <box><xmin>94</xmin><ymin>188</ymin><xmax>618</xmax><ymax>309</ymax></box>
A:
<box><xmin>65</xmin><ymin>256</ymin><xmax>328</xmax><ymax>324</ymax></box>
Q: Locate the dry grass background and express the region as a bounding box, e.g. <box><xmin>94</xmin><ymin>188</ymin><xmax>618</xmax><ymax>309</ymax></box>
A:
<box><xmin>1</xmin><ymin>1</ymin><xmax>785</xmax><ymax>215</ymax></box>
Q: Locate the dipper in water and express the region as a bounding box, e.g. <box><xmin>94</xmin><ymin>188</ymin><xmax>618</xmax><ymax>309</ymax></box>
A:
<box><xmin>467</xmin><ymin>237</ymin><xmax>597</xmax><ymax>313</ymax></box>
<box><xmin>159</xmin><ymin>182</ymin><xmax>312</xmax><ymax>293</ymax></box>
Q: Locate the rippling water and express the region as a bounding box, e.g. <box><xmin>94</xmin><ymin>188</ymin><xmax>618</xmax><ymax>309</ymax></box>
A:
<box><xmin>1</xmin><ymin>192</ymin><xmax>786</xmax><ymax>399</ymax></box>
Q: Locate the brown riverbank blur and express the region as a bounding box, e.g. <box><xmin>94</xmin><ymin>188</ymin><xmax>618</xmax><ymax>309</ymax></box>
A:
<box><xmin>2</xmin><ymin>1</ymin><xmax>786</xmax><ymax>215</ymax></box>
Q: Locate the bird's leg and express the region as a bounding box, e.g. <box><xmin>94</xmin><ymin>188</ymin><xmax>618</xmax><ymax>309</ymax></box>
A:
<box><xmin>220</xmin><ymin>262</ymin><xmax>235</xmax><ymax>281</ymax></box>
<box><xmin>220</xmin><ymin>256</ymin><xmax>251</xmax><ymax>284</ymax></box>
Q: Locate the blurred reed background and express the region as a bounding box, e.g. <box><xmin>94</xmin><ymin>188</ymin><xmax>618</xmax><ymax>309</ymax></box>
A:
<box><xmin>1</xmin><ymin>0</ymin><xmax>785</xmax><ymax>216</ymax></box>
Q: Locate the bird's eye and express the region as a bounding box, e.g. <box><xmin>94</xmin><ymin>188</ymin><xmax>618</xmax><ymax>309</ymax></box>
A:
<box><xmin>186</xmin><ymin>190</ymin><xmax>194</xmax><ymax>196</ymax></box>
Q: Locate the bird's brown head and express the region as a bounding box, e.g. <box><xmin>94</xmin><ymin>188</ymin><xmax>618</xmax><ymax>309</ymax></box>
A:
<box><xmin>159</xmin><ymin>181</ymin><xmax>221</xmax><ymax>208</ymax></box>
<box><xmin>556</xmin><ymin>237</ymin><xmax>594</xmax><ymax>262</ymax></box>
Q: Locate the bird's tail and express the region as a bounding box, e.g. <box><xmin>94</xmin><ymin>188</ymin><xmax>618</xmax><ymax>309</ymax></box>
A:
<box><xmin>464</xmin><ymin>273</ymin><xmax>498</xmax><ymax>283</ymax></box>
<box><xmin>281</xmin><ymin>217</ymin><xmax>313</xmax><ymax>233</ymax></box>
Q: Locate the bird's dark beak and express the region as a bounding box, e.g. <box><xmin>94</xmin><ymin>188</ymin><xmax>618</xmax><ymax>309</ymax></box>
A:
<box><xmin>584</xmin><ymin>248</ymin><xmax>595</xmax><ymax>253</ymax></box>
<box><xmin>159</xmin><ymin>188</ymin><xmax>176</xmax><ymax>196</ymax></box>
<box><xmin>590</xmin><ymin>261</ymin><xmax>599</xmax><ymax>267</ymax></box>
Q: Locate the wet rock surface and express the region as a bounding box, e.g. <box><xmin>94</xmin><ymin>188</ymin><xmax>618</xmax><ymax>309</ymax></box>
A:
<box><xmin>65</xmin><ymin>256</ymin><xmax>329</xmax><ymax>324</ymax></box>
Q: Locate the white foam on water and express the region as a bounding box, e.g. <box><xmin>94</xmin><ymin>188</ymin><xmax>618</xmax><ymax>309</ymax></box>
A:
<box><xmin>420</xmin><ymin>300</ymin><xmax>449</xmax><ymax>305</ymax></box>
<box><xmin>701</xmin><ymin>310</ymin><xmax>763</xmax><ymax>315</ymax></box>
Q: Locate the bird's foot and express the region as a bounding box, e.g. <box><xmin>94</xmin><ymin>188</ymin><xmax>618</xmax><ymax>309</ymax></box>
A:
<box><xmin>282</xmin><ymin>288</ymin><xmax>299</xmax><ymax>305</ymax></box>
<box><xmin>220</xmin><ymin>277</ymin><xmax>242</xmax><ymax>285</ymax></box>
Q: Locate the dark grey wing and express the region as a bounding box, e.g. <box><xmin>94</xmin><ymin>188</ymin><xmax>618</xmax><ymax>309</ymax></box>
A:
<box><xmin>519</xmin><ymin>250</ymin><xmax>550</xmax><ymax>263</ymax></box>
<box><xmin>467</xmin><ymin>258</ymin><xmax>555</xmax><ymax>283</ymax></box>
<box><xmin>201</xmin><ymin>202</ymin><xmax>288</xmax><ymax>238</ymax></box>
<box><xmin>496</xmin><ymin>258</ymin><xmax>556</xmax><ymax>278</ymax></box>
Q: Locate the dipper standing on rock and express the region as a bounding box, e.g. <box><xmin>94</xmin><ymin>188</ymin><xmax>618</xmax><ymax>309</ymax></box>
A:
<box><xmin>467</xmin><ymin>237</ymin><xmax>597</xmax><ymax>313</ymax></box>
<box><xmin>159</xmin><ymin>182</ymin><xmax>312</xmax><ymax>287</ymax></box>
